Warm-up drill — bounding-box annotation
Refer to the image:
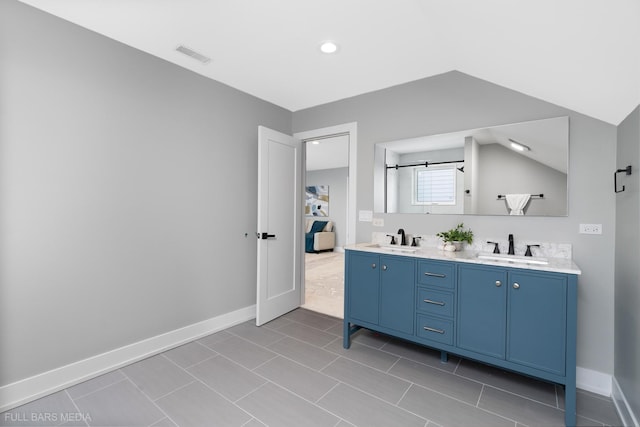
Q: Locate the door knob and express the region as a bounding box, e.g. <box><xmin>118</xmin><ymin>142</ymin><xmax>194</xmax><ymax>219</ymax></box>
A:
<box><xmin>495</xmin><ymin>280</ymin><xmax>502</xmax><ymax>287</ymax></box>
<box><xmin>513</xmin><ymin>283</ymin><xmax>520</xmax><ymax>289</ymax></box>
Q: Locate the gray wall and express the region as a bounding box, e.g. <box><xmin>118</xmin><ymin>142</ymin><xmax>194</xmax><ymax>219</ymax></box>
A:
<box><xmin>615</xmin><ymin>105</ymin><xmax>640</xmax><ymax>418</ymax></box>
<box><xmin>293</xmin><ymin>71</ymin><xmax>618</xmax><ymax>376</ymax></box>
<box><xmin>476</xmin><ymin>144</ymin><xmax>567</xmax><ymax>216</ymax></box>
<box><xmin>306</xmin><ymin>168</ymin><xmax>348</xmax><ymax>248</ymax></box>
<box><xmin>0</xmin><ymin>1</ymin><xmax>291</xmax><ymax>386</ymax></box>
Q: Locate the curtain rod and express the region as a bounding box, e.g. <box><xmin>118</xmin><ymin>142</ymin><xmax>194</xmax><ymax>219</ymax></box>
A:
<box><xmin>385</xmin><ymin>160</ymin><xmax>464</xmax><ymax>170</ymax></box>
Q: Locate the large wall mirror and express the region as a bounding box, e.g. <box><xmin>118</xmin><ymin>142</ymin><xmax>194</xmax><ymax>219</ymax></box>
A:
<box><xmin>373</xmin><ymin>117</ymin><xmax>569</xmax><ymax>216</ymax></box>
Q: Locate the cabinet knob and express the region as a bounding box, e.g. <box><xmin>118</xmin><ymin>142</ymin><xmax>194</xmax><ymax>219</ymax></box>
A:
<box><xmin>513</xmin><ymin>282</ymin><xmax>520</xmax><ymax>289</ymax></box>
<box><xmin>382</xmin><ymin>265</ymin><xmax>388</xmax><ymax>271</ymax></box>
<box><xmin>495</xmin><ymin>280</ymin><xmax>502</xmax><ymax>287</ymax></box>
<box><xmin>371</xmin><ymin>263</ymin><xmax>376</xmax><ymax>269</ymax></box>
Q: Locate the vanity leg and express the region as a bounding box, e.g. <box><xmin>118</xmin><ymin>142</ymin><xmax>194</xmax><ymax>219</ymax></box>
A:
<box><xmin>343</xmin><ymin>320</ymin><xmax>351</xmax><ymax>349</ymax></box>
<box><xmin>564</xmin><ymin>382</ymin><xmax>576</xmax><ymax>426</ymax></box>
<box><xmin>440</xmin><ymin>351</ymin><xmax>448</xmax><ymax>363</ymax></box>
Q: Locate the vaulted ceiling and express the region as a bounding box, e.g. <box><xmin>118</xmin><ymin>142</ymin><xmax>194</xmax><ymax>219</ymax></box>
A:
<box><xmin>18</xmin><ymin>0</ymin><xmax>640</xmax><ymax>125</ymax></box>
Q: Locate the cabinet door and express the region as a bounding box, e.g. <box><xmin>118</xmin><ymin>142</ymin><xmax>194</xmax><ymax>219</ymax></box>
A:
<box><xmin>508</xmin><ymin>271</ymin><xmax>567</xmax><ymax>375</ymax></box>
<box><xmin>347</xmin><ymin>252</ymin><xmax>380</xmax><ymax>324</ymax></box>
<box><xmin>379</xmin><ymin>256</ymin><xmax>415</xmax><ymax>334</ymax></box>
<box><xmin>457</xmin><ymin>265</ymin><xmax>507</xmax><ymax>359</ymax></box>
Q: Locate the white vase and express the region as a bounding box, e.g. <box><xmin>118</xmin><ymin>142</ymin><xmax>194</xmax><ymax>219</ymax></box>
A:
<box><xmin>443</xmin><ymin>242</ymin><xmax>456</xmax><ymax>252</ymax></box>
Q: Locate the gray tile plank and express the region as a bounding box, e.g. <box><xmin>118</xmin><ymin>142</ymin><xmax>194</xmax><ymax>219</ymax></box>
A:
<box><xmin>0</xmin><ymin>391</ymin><xmax>82</xmax><ymax>427</ymax></box>
<box><xmin>187</xmin><ymin>355</ymin><xmax>266</xmax><ymax>402</ymax></box>
<box><xmin>324</xmin><ymin>338</ymin><xmax>400</xmax><ymax>372</ymax></box>
<box><xmin>162</xmin><ymin>341</ymin><xmax>216</xmax><ymax>369</ymax></box>
<box><xmin>121</xmin><ymin>354</ymin><xmax>194</xmax><ymax>400</ymax></box>
<box><xmin>380</xmin><ymin>338</ymin><xmax>459</xmax><ymax>372</ymax></box>
<box><xmin>322</xmin><ymin>357</ymin><xmax>411</xmax><ymax>404</ymax></box>
<box><xmin>242</xmin><ymin>419</ymin><xmax>267</xmax><ymax>427</ymax></box>
<box><xmin>254</xmin><ymin>356</ymin><xmax>338</xmax><ymax>403</ymax></box>
<box><xmin>227</xmin><ymin>321</ymin><xmax>287</xmax><ymax>347</ymax></box>
<box><xmin>149</xmin><ymin>418</ymin><xmax>178</xmax><ymax>427</ymax></box>
<box><xmin>205</xmin><ymin>335</ymin><xmax>277</xmax><ymax>370</ymax></box>
<box><xmin>268</xmin><ymin>336</ymin><xmax>339</xmax><ymax>370</ymax></box>
<box><xmin>261</xmin><ymin>316</ymin><xmax>294</xmax><ymax>331</ymax></box>
<box><xmin>66</xmin><ymin>370</ymin><xmax>126</xmax><ymax>400</ymax></box>
<box><xmin>196</xmin><ymin>330</ymin><xmax>233</xmax><ymax>348</ymax></box>
<box><xmin>156</xmin><ymin>381</ymin><xmax>251</xmax><ymax>427</ymax></box>
<box><xmin>281</xmin><ymin>308</ymin><xmax>341</xmax><ymax>331</ymax></box>
<box><xmin>399</xmin><ymin>384</ymin><xmax>514</xmax><ymax>427</ymax></box>
<box><xmin>276</xmin><ymin>322</ymin><xmax>337</xmax><ymax>347</ymax></box>
<box><xmin>73</xmin><ymin>380</ymin><xmax>164</xmax><ymax>427</ymax></box>
<box><xmin>478</xmin><ymin>385</ymin><xmax>565</xmax><ymax>426</ymax></box>
<box><xmin>455</xmin><ymin>358</ymin><xmax>558</xmax><ymax>406</ymax></box>
<box><xmin>237</xmin><ymin>382</ymin><xmax>339</xmax><ymax>427</ymax></box>
<box><xmin>558</xmin><ymin>389</ymin><xmax>621</xmax><ymax>426</ymax></box>
<box><xmin>318</xmin><ymin>383</ymin><xmax>426</xmax><ymax>427</ymax></box>
<box><xmin>390</xmin><ymin>358</ymin><xmax>483</xmax><ymax>405</ymax></box>
<box><xmin>349</xmin><ymin>328</ymin><xmax>393</xmax><ymax>349</ymax></box>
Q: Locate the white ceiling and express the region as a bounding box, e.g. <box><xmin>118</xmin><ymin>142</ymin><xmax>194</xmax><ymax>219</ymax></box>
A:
<box><xmin>18</xmin><ymin>0</ymin><xmax>640</xmax><ymax>125</ymax></box>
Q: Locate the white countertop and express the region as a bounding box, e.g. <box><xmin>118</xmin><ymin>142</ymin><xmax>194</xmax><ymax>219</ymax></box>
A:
<box><xmin>345</xmin><ymin>243</ymin><xmax>582</xmax><ymax>275</ymax></box>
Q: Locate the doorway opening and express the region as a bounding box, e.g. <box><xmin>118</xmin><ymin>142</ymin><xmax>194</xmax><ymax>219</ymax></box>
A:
<box><xmin>295</xmin><ymin>123</ymin><xmax>357</xmax><ymax>319</ymax></box>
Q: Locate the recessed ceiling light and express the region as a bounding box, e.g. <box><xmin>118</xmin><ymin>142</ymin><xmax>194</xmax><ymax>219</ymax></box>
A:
<box><xmin>319</xmin><ymin>41</ymin><xmax>338</xmax><ymax>54</ymax></box>
<box><xmin>508</xmin><ymin>138</ymin><xmax>531</xmax><ymax>152</ymax></box>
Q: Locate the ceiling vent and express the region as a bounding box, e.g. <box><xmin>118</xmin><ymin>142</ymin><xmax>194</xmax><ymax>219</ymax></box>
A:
<box><xmin>175</xmin><ymin>45</ymin><xmax>211</xmax><ymax>64</ymax></box>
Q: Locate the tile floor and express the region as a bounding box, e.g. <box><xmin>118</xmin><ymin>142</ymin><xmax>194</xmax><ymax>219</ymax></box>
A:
<box><xmin>1</xmin><ymin>309</ymin><xmax>622</xmax><ymax>427</ymax></box>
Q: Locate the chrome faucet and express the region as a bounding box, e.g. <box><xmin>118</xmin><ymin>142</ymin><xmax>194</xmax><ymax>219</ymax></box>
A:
<box><xmin>508</xmin><ymin>234</ymin><xmax>515</xmax><ymax>255</ymax></box>
<box><xmin>397</xmin><ymin>228</ymin><xmax>407</xmax><ymax>246</ymax></box>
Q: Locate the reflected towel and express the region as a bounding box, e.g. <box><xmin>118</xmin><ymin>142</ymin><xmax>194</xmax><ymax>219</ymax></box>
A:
<box><xmin>505</xmin><ymin>194</ymin><xmax>531</xmax><ymax>215</ymax></box>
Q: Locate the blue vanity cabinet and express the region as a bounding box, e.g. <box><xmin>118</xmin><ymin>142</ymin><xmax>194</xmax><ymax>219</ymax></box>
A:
<box><xmin>457</xmin><ymin>264</ymin><xmax>569</xmax><ymax>375</ymax></box>
<box><xmin>345</xmin><ymin>251</ymin><xmax>415</xmax><ymax>338</ymax></box>
<box><xmin>507</xmin><ymin>270</ymin><xmax>567</xmax><ymax>376</ymax></box>
<box><xmin>457</xmin><ymin>265</ymin><xmax>508</xmax><ymax>359</ymax></box>
<box><xmin>344</xmin><ymin>249</ymin><xmax>578</xmax><ymax>426</ymax></box>
<box><xmin>379</xmin><ymin>255</ymin><xmax>415</xmax><ymax>334</ymax></box>
<box><xmin>346</xmin><ymin>251</ymin><xmax>380</xmax><ymax>325</ymax></box>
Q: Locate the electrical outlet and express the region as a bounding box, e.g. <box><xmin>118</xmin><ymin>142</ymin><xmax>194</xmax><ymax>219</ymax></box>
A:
<box><xmin>372</xmin><ymin>218</ymin><xmax>384</xmax><ymax>227</ymax></box>
<box><xmin>579</xmin><ymin>224</ymin><xmax>602</xmax><ymax>234</ymax></box>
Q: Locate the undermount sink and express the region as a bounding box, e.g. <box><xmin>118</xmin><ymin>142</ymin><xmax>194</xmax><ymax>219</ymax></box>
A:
<box><xmin>476</xmin><ymin>253</ymin><xmax>549</xmax><ymax>265</ymax></box>
<box><xmin>367</xmin><ymin>243</ymin><xmax>418</xmax><ymax>254</ymax></box>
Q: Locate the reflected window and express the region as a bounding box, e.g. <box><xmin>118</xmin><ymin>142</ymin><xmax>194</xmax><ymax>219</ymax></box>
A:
<box><xmin>414</xmin><ymin>165</ymin><xmax>456</xmax><ymax>205</ymax></box>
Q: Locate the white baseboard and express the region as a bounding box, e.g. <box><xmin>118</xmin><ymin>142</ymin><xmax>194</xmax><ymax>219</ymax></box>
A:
<box><xmin>0</xmin><ymin>305</ymin><xmax>256</xmax><ymax>412</ymax></box>
<box><xmin>612</xmin><ymin>376</ymin><xmax>640</xmax><ymax>427</ymax></box>
<box><xmin>576</xmin><ymin>366</ymin><xmax>612</xmax><ymax>396</ymax></box>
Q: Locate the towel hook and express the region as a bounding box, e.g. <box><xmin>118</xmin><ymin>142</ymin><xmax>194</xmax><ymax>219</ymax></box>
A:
<box><xmin>614</xmin><ymin>165</ymin><xmax>632</xmax><ymax>193</ymax></box>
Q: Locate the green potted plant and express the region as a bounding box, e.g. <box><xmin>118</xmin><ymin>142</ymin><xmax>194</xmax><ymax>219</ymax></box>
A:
<box><xmin>436</xmin><ymin>223</ymin><xmax>473</xmax><ymax>251</ymax></box>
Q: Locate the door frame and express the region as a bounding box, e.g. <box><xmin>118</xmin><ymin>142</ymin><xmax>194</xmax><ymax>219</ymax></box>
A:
<box><xmin>294</xmin><ymin>122</ymin><xmax>357</xmax><ymax>305</ymax></box>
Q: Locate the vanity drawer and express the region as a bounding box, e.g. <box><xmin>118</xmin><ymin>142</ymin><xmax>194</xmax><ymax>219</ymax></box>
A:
<box><xmin>417</xmin><ymin>261</ymin><xmax>455</xmax><ymax>289</ymax></box>
<box><xmin>416</xmin><ymin>314</ymin><xmax>454</xmax><ymax>345</ymax></box>
<box><xmin>417</xmin><ymin>288</ymin><xmax>454</xmax><ymax>317</ymax></box>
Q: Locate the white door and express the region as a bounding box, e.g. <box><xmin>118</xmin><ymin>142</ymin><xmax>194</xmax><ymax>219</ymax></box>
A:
<box><xmin>256</xmin><ymin>126</ymin><xmax>302</xmax><ymax>326</ymax></box>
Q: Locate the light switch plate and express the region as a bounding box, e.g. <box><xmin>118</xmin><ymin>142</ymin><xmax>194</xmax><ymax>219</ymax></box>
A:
<box><xmin>372</xmin><ymin>218</ymin><xmax>384</xmax><ymax>227</ymax></box>
<box><xmin>579</xmin><ymin>224</ymin><xmax>602</xmax><ymax>234</ymax></box>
